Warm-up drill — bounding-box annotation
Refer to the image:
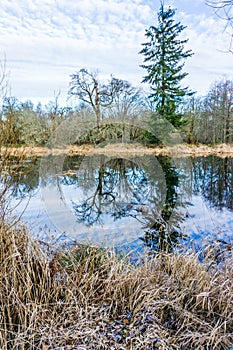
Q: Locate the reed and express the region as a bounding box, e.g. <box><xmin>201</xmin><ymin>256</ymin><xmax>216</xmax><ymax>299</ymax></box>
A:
<box><xmin>0</xmin><ymin>218</ymin><xmax>232</xmax><ymax>349</ymax></box>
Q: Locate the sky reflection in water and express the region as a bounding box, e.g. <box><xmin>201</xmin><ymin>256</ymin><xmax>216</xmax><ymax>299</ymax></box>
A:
<box><xmin>7</xmin><ymin>155</ymin><xmax>233</xmax><ymax>252</ymax></box>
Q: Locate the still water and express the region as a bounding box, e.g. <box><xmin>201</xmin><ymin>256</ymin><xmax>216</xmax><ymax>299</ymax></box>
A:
<box><xmin>6</xmin><ymin>154</ymin><xmax>233</xmax><ymax>253</ymax></box>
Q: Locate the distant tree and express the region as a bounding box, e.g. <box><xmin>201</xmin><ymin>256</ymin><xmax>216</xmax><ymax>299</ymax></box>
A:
<box><xmin>182</xmin><ymin>96</ymin><xmax>205</xmax><ymax>144</ymax></box>
<box><xmin>184</xmin><ymin>79</ymin><xmax>233</xmax><ymax>144</ymax></box>
<box><xmin>1</xmin><ymin>97</ymin><xmax>20</xmax><ymax>144</ymax></box>
<box><xmin>68</xmin><ymin>69</ymin><xmax>130</xmax><ymax>129</ymax></box>
<box><xmin>16</xmin><ymin>101</ymin><xmax>47</xmax><ymax>145</ymax></box>
<box><xmin>104</xmin><ymin>80</ymin><xmax>144</xmax><ymax>141</ymax></box>
<box><xmin>203</xmin><ymin>79</ymin><xmax>233</xmax><ymax>143</ymax></box>
<box><xmin>106</xmin><ymin>80</ymin><xmax>142</xmax><ymax>120</ymax></box>
<box><xmin>45</xmin><ymin>91</ymin><xmax>70</xmax><ymax>134</ymax></box>
<box><xmin>139</xmin><ymin>2</ymin><xmax>194</xmax><ymax>127</ymax></box>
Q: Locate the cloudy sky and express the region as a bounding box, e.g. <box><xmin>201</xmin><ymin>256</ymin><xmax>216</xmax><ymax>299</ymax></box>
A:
<box><xmin>0</xmin><ymin>0</ymin><xmax>232</xmax><ymax>106</ymax></box>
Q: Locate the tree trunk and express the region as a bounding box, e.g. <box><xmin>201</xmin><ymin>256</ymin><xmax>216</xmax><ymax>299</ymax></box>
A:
<box><xmin>94</xmin><ymin>81</ymin><xmax>101</xmax><ymax>129</ymax></box>
<box><xmin>225</xmin><ymin>103</ymin><xmax>231</xmax><ymax>143</ymax></box>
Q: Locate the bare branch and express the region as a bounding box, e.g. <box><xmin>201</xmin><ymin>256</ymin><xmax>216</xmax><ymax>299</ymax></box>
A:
<box><xmin>206</xmin><ymin>0</ymin><xmax>233</xmax><ymax>52</ymax></box>
<box><xmin>0</xmin><ymin>55</ymin><xmax>10</xmax><ymax>102</ymax></box>
<box><xmin>68</xmin><ymin>68</ymin><xmax>141</xmax><ymax>128</ymax></box>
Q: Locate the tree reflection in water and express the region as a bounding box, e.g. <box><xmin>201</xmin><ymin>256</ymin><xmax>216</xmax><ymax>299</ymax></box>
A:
<box><xmin>141</xmin><ymin>157</ymin><xmax>186</xmax><ymax>252</ymax></box>
<box><xmin>1</xmin><ymin>156</ymin><xmax>40</xmax><ymax>199</ymax></box>
<box><xmin>192</xmin><ymin>156</ymin><xmax>233</xmax><ymax>211</ymax></box>
<box><xmin>72</xmin><ymin>156</ymin><xmax>166</xmax><ymax>227</ymax></box>
<box><xmin>3</xmin><ymin>155</ymin><xmax>233</xmax><ymax>252</ymax></box>
<box><xmin>71</xmin><ymin>155</ymin><xmax>186</xmax><ymax>252</ymax></box>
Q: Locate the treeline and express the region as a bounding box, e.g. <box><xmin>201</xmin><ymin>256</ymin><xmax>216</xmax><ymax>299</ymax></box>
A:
<box><xmin>184</xmin><ymin>80</ymin><xmax>233</xmax><ymax>144</ymax></box>
<box><xmin>0</xmin><ymin>77</ymin><xmax>232</xmax><ymax>146</ymax></box>
<box><xmin>0</xmin><ymin>96</ymin><xmax>70</xmax><ymax>146</ymax></box>
<box><xmin>1</xmin><ymin>2</ymin><xmax>232</xmax><ymax>147</ymax></box>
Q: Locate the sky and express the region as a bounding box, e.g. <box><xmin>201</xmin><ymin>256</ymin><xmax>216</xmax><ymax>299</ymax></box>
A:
<box><xmin>0</xmin><ymin>0</ymin><xmax>233</xmax><ymax>107</ymax></box>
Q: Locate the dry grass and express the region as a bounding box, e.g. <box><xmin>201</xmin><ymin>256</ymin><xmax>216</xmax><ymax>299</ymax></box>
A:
<box><xmin>0</xmin><ymin>219</ymin><xmax>232</xmax><ymax>349</ymax></box>
<box><xmin>1</xmin><ymin>143</ymin><xmax>233</xmax><ymax>158</ymax></box>
<box><xmin>0</xmin><ymin>140</ymin><xmax>233</xmax><ymax>349</ymax></box>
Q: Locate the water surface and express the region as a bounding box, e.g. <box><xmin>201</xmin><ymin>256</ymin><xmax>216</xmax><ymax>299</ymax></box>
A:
<box><xmin>5</xmin><ymin>154</ymin><xmax>233</xmax><ymax>252</ymax></box>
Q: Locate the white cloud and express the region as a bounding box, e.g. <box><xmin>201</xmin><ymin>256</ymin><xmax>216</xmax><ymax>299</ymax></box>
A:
<box><xmin>0</xmin><ymin>0</ymin><xmax>232</xmax><ymax>105</ymax></box>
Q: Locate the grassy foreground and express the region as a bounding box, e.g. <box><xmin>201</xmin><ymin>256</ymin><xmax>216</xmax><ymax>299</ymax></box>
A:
<box><xmin>0</xmin><ymin>219</ymin><xmax>233</xmax><ymax>349</ymax></box>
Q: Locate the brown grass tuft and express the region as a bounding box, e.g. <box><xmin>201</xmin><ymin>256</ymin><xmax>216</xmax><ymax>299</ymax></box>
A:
<box><xmin>0</xmin><ymin>219</ymin><xmax>232</xmax><ymax>349</ymax></box>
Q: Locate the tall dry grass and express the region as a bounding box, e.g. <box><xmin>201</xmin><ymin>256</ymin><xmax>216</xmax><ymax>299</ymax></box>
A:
<box><xmin>0</xmin><ymin>140</ymin><xmax>232</xmax><ymax>349</ymax></box>
<box><xmin>0</xmin><ymin>218</ymin><xmax>232</xmax><ymax>349</ymax></box>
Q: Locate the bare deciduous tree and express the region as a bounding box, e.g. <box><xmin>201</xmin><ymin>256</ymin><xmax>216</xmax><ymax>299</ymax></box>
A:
<box><xmin>0</xmin><ymin>55</ymin><xmax>9</xmax><ymax>101</ymax></box>
<box><xmin>69</xmin><ymin>69</ymin><xmax>117</xmax><ymax>129</ymax></box>
<box><xmin>206</xmin><ymin>0</ymin><xmax>233</xmax><ymax>51</ymax></box>
<box><xmin>106</xmin><ymin>80</ymin><xmax>142</xmax><ymax>120</ymax></box>
<box><xmin>184</xmin><ymin>79</ymin><xmax>233</xmax><ymax>144</ymax></box>
<box><xmin>68</xmin><ymin>68</ymin><xmax>139</xmax><ymax>129</ymax></box>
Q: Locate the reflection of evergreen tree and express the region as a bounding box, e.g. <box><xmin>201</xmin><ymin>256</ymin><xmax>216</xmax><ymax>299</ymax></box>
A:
<box><xmin>141</xmin><ymin>157</ymin><xmax>184</xmax><ymax>252</ymax></box>
<box><xmin>5</xmin><ymin>154</ymin><xmax>233</xmax><ymax>252</ymax></box>
<box><xmin>7</xmin><ymin>154</ymin><xmax>186</xmax><ymax>252</ymax></box>
<box><xmin>192</xmin><ymin>156</ymin><xmax>233</xmax><ymax>210</ymax></box>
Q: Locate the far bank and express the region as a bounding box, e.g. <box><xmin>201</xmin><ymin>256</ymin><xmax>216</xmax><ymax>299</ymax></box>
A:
<box><xmin>1</xmin><ymin>143</ymin><xmax>233</xmax><ymax>158</ymax></box>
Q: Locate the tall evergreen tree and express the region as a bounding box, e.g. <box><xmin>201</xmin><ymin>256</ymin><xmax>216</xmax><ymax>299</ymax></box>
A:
<box><xmin>140</xmin><ymin>2</ymin><xmax>194</xmax><ymax>127</ymax></box>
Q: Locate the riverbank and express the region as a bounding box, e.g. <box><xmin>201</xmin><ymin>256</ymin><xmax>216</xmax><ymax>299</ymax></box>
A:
<box><xmin>1</xmin><ymin>217</ymin><xmax>232</xmax><ymax>349</ymax></box>
<box><xmin>1</xmin><ymin>142</ymin><xmax>233</xmax><ymax>158</ymax></box>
